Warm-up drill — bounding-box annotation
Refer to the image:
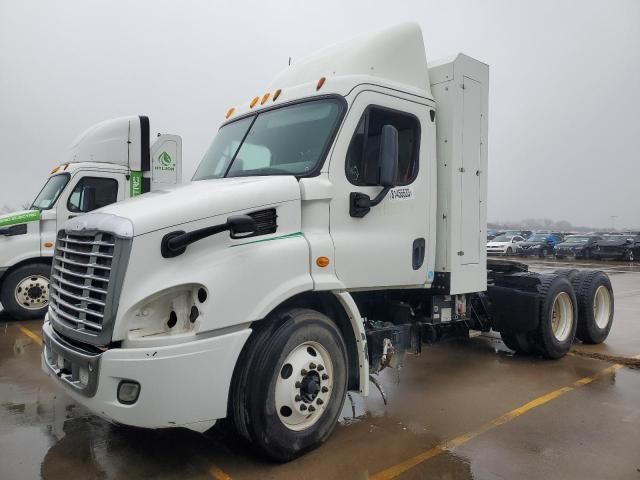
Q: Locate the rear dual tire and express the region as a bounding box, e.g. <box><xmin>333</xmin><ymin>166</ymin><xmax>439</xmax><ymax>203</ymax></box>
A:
<box><xmin>532</xmin><ymin>275</ymin><xmax>578</xmax><ymax>359</ymax></box>
<box><xmin>229</xmin><ymin>308</ymin><xmax>347</xmax><ymax>462</ymax></box>
<box><xmin>571</xmin><ymin>271</ymin><xmax>614</xmax><ymax>344</ymax></box>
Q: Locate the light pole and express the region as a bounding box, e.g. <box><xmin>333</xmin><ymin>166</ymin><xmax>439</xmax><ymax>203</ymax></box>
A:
<box><xmin>610</xmin><ymin>215</ymin><xmax>618</xmax><ymax>232</ymax></box>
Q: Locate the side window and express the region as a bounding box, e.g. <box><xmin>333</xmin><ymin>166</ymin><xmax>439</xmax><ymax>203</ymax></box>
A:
<box><xmin>68</xmin><ymin>177</ymin><xmax>118</xmax><ymax>213</ymax></box>
<box><xmin>346</xmin><ymin>106</ymin><xmax>420</xmax><ymax>186</ymax></box>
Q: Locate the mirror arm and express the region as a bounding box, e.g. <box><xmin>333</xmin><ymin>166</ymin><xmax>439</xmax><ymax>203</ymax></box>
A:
<box><xmin>161</xmin><ymin>215</ymin><xmax>256</xmax><ymax>258</ymax></box>
<box><xmin>369</xmin><ymin>186</ymin><xmax>391</xmax><ymax>207</ymax></box>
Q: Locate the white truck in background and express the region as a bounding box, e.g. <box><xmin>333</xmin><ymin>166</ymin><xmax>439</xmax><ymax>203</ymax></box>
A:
<box><xmin>0</xmin><ymin>117</ymin><xmax>182</xmax><ymax>319</ymax></box>
<box><xmin>41</xmin><ymin>24</ymin><xmax>614</xmax><ymax>461</ymax></box>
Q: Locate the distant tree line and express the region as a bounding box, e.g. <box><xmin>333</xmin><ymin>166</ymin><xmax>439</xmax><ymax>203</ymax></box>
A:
<box><xmin>488</xmin><ymin>218</ymin><xmax>634</xmax><ymax>233</ymax></box>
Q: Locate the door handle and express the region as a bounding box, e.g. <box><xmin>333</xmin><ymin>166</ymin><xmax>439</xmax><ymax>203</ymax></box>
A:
<box><xmin>413</xmin><ymin>238</ymin><xmax>426</xmax><ymax>270</ymax></box>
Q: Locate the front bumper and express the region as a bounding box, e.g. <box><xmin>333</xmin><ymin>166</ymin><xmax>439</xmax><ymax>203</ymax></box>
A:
<box><xmin>42</xmin><ymin>318</ymin><xmax>251</xmax><ymax>432</ymax></box>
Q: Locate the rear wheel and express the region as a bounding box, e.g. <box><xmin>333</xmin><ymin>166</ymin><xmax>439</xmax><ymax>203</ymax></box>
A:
<box><xmin>572</xmin><ymin>271</ymin><xmax>614</xmax><ymax>344</ymax></box>
<box><xmin>0</xmin><ymin>263</ymin><xmax>51</xmax><ymax>320</ymax></box>
<box><xmin>532</xmin><ymin>275</ymin><xmax>577</xmax><ymax>359</ymax></box>
<box><xmin>229</xmin><ymin>308</ymin><xmax>347</xmax><ymax>461</ymax></box>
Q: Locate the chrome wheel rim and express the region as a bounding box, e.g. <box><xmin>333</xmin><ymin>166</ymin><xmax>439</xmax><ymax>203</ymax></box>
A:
<box><xmin>551</xmin><ymin>292</ymin><xmax>573</xmax><ymax>342</ymax></box>
<box><xmin>14</xmin><ymin>275</ymin><xmax>49</xmax><ymax>310</ymax></box>
<box><xmin>593</xmin><ymin>285</ymin><xmax>612</xmax><ymax>329</ymax></box>
<box><xmin>275</xmin><ymin>341</ymin><xmax>333</xmax><ymax>431</ymax></box>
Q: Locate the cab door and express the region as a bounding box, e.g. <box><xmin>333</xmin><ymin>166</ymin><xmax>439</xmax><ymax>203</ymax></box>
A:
<box><xmin>328</xmin><ymin>91</ymin><xmax>434</xmax><ymax>289</ymax></box>
<box><xmin>56</xmin><ymin>171</ymin><xmax>126</xmax><ymax>228</ymax></box>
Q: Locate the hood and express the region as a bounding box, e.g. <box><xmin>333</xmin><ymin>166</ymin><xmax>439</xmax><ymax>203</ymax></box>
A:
<box><xmin>521</xmin><ymin>240</ymin><xmax>546</xmax><ymax>247</ymax></box>
<box><xmin>0</xmin><ymin>209</ymin><xmax>41</xmax><ymax>228</ymax></box>
<box><xmin>557</xmin><ymin>242</ymin><xmax>586</xmax><ymax>249</ymax></box>
<box><xmin>91</xmin><ymin>176</ymin><xmax>301</xmax><ymax>236</ymax></box>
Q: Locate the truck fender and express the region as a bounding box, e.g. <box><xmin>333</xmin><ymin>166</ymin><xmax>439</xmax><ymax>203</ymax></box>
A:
<box><xmin>333</xmin><ymin>291</ymin><xmax>369</xmax><ymax>396</ymax></box>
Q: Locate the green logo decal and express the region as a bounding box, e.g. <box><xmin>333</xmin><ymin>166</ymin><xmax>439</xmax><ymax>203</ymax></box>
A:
<box><xmin>0</xmin><ymin>210</ymin><xmax>41</xmax><ymax>227</ymax></box>
<box><xmin>155</xmin><ymin>151</ymin><xmax>175</xmax><ymax>172</ymax></box>
<box><xmin>158</xmin><ymin>151</ymin><xmax>173</xmax><ymax>168</ymax></box>
<box><xmin>130</xmin><ymin>170</ymin><xmax>143</xmax><ymax>197</ymax></box>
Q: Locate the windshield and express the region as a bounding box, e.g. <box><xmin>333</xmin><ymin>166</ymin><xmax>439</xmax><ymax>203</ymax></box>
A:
<box><xmin>492</xmin><ymin>235</ymin><xmax>510</xmax><ymax>242</ymax></box>
<box><xmin>565</xmin><ymin>236</ymin><xmax>590</xmax><ymax>243</ymax></box>
<box><xmin>527</xmin><ymin>235</ymin><xmax>548</xmax><ymax>242</ymax></box>
<box><xmin>193</xmin><ymin>98</ymin><xmax>345</xmax><ymax>181</ymax></box>
<box><xmin>31</xmin><ymin>173</ymin><xmax>70</xmax><ymax>210</ymax></box>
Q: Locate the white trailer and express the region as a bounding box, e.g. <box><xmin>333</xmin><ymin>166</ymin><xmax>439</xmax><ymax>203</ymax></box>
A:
<box><xmin>41</xmin><ymin>24</ymin><xmax>614</xmax><ymax>461</ymax></box>
<box><xmin>0</xmin><ymin>116</ymin><xmax>182</xmax><ymax>319</ymax></box>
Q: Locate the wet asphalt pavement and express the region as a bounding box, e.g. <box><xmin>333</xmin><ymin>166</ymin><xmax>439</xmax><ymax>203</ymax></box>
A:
<box><xmin>1</xmin><ymin>258</ymin><xmax>639</xmax><ymax>479</ymax></box>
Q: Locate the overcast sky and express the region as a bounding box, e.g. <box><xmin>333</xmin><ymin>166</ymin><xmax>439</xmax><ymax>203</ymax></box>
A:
<box><xmin>1</xmin><ymin>0</ymin><xmax>639</xmax><ymax>228</ymax></box>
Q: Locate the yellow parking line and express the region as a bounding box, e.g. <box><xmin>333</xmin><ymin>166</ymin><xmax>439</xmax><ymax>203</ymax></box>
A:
<box><xmin>16</xmin><ymin>325</ymin><xmax>43</xmax><ymax>347</ymax></box>
<box><xmin>370</xmin><ymin>363</ymin><xmax>622</xmax><ymax>480</ymax></box>
<box><xmin>209</xmin><ymin>466</ymin><xmax>233</xmax><ymax>480</ymax></box>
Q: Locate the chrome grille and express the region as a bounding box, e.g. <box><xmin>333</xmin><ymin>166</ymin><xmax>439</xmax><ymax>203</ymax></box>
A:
<box><xmin>49</xmin><ymin>232</ymin><xmax>115</xmax><ymax>334</ymax></box>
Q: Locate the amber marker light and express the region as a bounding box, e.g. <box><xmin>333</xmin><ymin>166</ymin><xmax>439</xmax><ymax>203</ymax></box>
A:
<box><xmin>225</xmin><ymin>107</ymin><xmax>235</xmax><ymax>119</ymax></box>
<box><xmin>250</xmin><ymin>96</ymin><xmax>259</xmax><ymax>108</ymax></box>
<box><xmin>273</xmin><ymin>89</ymin><xmax>282</xmax><ymax>101</ymax></box>
<box><xmin>43</xmin><ymin>242</ymin><xmax>54</xmax><ymax>248</ymax></box>
<box><xmin>316</xmin><ymin>77</ymin><xmax>326</xmax><ymax>91</ymax></box>
<box><xmin>261</xmin><ymin>93</ymin><xmax>270</xmax><ymax>105</ymax></box>
<box><xmin>50</xmin><ymin>166</ymin><xmax>60</xmax><ymax>174</ymax></box>
<box><xmin>316</xmin><ymin>256</ymin><xmax>330</xmax><ymax>268</ymax></box>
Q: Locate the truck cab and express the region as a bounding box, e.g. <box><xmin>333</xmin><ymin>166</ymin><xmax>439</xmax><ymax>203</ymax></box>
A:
<box><xmin>0</xmin><ymin>116</ymin><xmax>181</xmax><ymax>319</ymax></box>
<box><xmin>41</xmin><ymin>24</ymin><xmax>614</xmax><ymax>462</ymax></box>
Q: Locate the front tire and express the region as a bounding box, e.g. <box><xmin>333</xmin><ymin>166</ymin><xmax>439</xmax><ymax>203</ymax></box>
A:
<box><xmin>0</xmin><ymin>263</ymin><xmax>51</xmax><ymax>320</ymax></box>
<box><xmin>532</xmin><ymin>275</ymin><xmax>578</xmax><ymax>359</ymax></box>
<box><xmin>230</xmin><ymin>308</ymin><xmax>348</xmax><ymax>461</ymax></box>
<box><xmin>506</xmin><ymin>247</ymin><xmax>513</xmax><ymax>256</ymax></box>
<box><xmin>572</xmin><ymin>271</ymin><xmax>614</xmax><ymax>344</ymax></box>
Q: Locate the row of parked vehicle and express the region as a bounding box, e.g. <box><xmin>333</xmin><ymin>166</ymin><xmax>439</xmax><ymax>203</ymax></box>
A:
<box><xmin>486</xmin><ymin>230</ymin><xmax>640</xmax><ymax>261</ymax></box>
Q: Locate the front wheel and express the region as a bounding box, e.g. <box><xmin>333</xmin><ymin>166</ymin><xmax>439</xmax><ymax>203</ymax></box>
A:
<box><xmin>505</xmin><ymin>247</ymin><xmax>513</xmax><ymax>256</ymax></box>
<box><xmin>0</xmin><ymin>263</ymin><xmax>51</xmax><ymax>320</ymax></box>
<box><xmin>229</xmin><ymin>308</ymin><xmax>348</xmax><ymax>461</ymax></box>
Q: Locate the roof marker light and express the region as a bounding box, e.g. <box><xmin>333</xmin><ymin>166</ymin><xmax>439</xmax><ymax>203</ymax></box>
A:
<box><xmin>273</xmin><ymin>89</ymin><xmax>282</xmax><ymax>101</ymax></box>
<box><xmin>250</xmin><ymin>96</ymin><xmax>259</xmax><ymax>108</ymax></box>
<box><xmin>316</xmin><ymin>77</ymin><xmax>326</xmax><ymax>91</ymax></box>
<box><xmin>225</xmin><ymin>107</ymin><xmax>235</xmax><ymax>119</ymax></box>
<box><xmin>50</xmin><ymin>166</ymin><xmax>60</xmax><ymax>174</ymax></box>
<box><xmin>261</xmin><ymin>93</ymin><xmax>270</xmax><ymax>105</ymax></box>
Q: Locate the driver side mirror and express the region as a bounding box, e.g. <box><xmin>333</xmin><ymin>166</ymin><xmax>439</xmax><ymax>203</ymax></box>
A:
<box><xmin>350</xmin><ymin>124</ymin><xmax>399</xmax><ymax>218</ymax></box>
<box><xmin>378</xmin><ymin>124</ymin><xmax>399</xmax><ymax>188</ymax></box>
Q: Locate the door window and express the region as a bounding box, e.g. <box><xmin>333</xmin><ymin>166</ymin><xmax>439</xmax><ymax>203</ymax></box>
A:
<box><xmin>345</xmin><ymin>106</ymin><xmax>420</xmax><ymax>186</ymax></box>
<box><xmin>67</xmin><ymin>177</ymin><xmax>118</xmax><ymax>213</ymax></box>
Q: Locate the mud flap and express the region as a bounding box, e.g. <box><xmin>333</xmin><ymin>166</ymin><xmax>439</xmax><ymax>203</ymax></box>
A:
<box><xmin>487</xmin><ymin>285</ymin><xmax>540</xmax><ymax>334</ymax></box>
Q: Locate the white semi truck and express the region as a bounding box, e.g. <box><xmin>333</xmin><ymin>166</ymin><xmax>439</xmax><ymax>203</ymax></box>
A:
<box><xmin>41</xmin><ymin>24</ymin><xmax>614</xmax><ymax>461</ymax></box>
<box><xmin>0</xmin><ymin>117</ymin><xmax>181</xmax><ymax>319</ymax></box>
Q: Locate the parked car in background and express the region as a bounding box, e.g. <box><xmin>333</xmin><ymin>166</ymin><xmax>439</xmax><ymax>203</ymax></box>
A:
<box><xmin>592</xmin><ymin>234</ymin><xmax>640</xmax><ymax>261</ymax></box>
<box><xmin>554</xmin><ymin>235</ymin><xmax>601</xmax><ymax>259</ymax></box>
<box><xmin>516</xmin><ymin>233</ymin><xmax>560</xmax><ymax>257</ymax></box>
<box><xmin>487</xmin><ymin>228</ymin><xmax>498</xmax><ymax>241</ymax></box>
<box><xmin>486</xmin><ymin>235</ymin><xmax>525</xmax><ymax>255</ymax></box>
<box><xmin>500</xmin><ymin>229</ymin><xmax>532</xmax><ymax>239</ymax></box>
